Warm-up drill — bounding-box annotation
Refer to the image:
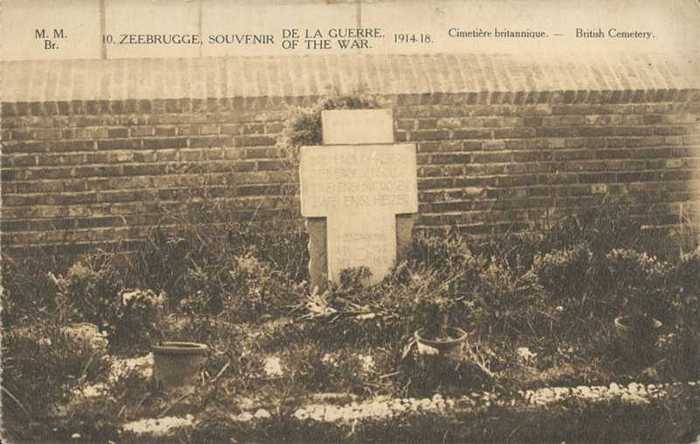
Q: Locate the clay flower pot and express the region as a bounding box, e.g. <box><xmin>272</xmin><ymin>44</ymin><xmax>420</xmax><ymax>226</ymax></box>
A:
<box><xmin>613</xmin><ymin>316</ymin><xmax>662</xmax><ymax>366</ymax></box>
<box><xmin>414</xmin><ymin>327</ymin><xmax>468</xmax><ymax>356</ymax></box>
<box><xmin>152</xmin><ymin>341</ymin><xmax>208</xmax><ymax>391</ymax></box>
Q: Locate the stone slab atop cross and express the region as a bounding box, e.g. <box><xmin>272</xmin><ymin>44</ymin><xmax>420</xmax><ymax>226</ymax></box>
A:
<box><xmin>299</xmin><ymin>109</ymin><xmax>418</xmax><ymax>286</ymax></box>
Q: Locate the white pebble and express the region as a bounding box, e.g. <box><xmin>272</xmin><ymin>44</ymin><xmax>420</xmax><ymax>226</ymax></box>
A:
<box><xmin>254</xmin><ymin>409</ymin><xmax>271</xmax><ymax>419</ymax></box>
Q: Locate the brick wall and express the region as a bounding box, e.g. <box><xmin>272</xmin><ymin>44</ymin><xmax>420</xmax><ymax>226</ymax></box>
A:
<box><xmin>398</xmin><ymin>96</ymin><xmax>700</xmax><ymax>235</ymax></box>
<box><xmin>2</xmin><ymin>53</ymin><xmax>700</xmax><ymax>254</ymax></box>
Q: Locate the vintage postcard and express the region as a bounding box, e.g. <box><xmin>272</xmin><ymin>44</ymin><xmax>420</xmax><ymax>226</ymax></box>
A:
<box><xmin>1</xmin><ymin>0</ymin><xmax>699</xmax><ymax>442</ymax></box>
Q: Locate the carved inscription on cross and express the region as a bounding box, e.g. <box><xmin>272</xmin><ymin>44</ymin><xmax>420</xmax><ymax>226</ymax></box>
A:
<box><xmin>299</xmin><ymin>109</ymin><xmax>418</xmax><ymax>286</ymax></box>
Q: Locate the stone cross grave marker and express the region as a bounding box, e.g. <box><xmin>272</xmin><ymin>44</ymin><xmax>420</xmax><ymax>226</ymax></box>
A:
<box><xmin>299</xmin><ymin>109</ymin><xmax>418</xmax><ymax>287</ymax></box>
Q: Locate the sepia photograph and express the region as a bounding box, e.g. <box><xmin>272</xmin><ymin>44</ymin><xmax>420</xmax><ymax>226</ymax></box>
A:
<box><xmin>1</xmin><ymin>0</ymin><xmax>699</xmax><ymax>442</ymax></box>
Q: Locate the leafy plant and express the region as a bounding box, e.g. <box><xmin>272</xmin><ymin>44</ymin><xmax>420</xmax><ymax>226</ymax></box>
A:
<box><xmin>132</xmin><ymin>227</ymin><xmax>193</xmax><ymax>306</ymax></box>
<box><xmin>413</xmin><ymin>287</ymin><xmax>462</xmax><ymax>339</ymax></box>
<box><xmin>278</xmin><ymin>92</ymin><xmax>384</xmax><ymax>154</ymax></box>
<box><xmin>1</xmin><ymin>321</ymin><xmax>111</xmax><ymax>425</ymax></box>
<box><xmin>111</xmin><ymin>288</ymin><xmax>166</xmax><ymax>351</ymax></box>
<box><xmin>1</xmin><ymin>253</ymin><xmax>68</xmax><ymax>326</ymax></box>
<box><xmin>605</xmin><ymin>248</ymin><xmax>670</xmax><ymax>322</ymax></box>
<box><xmin>49</xmin><ymin>252</ymin><xmax>125</xmax><ymax>329</ymax></box>
<box><xmin>468</xmin><ymin>259</ymin><xmax>543</xmax><ymax>337</ymax></box>
<box><xmin>53</xmin><ymin>395</ymin><xmax>122</xmax><ymax>442</ymax></box>
<box><xmin>663</xmin><ymin>250</ymin><xmax>700</xmax><ymax>378</ymax></box>
<box><xmin>531</xmin><ymin>243</ymin><xmax>596</xmax><ymax>334</ymax></box>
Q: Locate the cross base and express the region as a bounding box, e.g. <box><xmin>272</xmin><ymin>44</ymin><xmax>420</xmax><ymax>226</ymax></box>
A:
<box><xmin>306</xmin><ymin>214</ymin><xmax>417</xmax><ymax>290</ymax></box>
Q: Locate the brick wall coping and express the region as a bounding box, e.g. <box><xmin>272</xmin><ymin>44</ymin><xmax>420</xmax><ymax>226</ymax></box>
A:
<box><xmin>2</xmin><ymin>52</ymin><xmax>699</xmax><ymax>103</ymax></box>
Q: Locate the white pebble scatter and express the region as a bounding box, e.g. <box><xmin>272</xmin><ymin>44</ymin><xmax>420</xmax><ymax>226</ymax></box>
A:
<box><xmin>254</xmin><ymin>409</ymin><xmax>271</xmax><ymax>419</ymax></box>
<box><xmin>123</xmin><ymin>415</ymin><xmax>195</xmax><ymax>437</ymax></box>
<box><xmin>111</xmin><ymin>354</ymin><xmax>154</xmax><ymax>381</ymax></box>
<box><xmin>263</xmin><ymin>356</ymin><xmax>284</xmax><ymax>377</ymax></box>
<box><xmin>120</xmin><ymin>380</ymin><xmax>699</xmax><ymax>438</ymax></box>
